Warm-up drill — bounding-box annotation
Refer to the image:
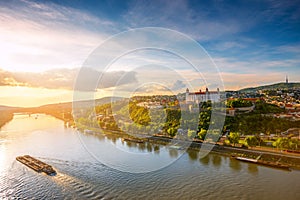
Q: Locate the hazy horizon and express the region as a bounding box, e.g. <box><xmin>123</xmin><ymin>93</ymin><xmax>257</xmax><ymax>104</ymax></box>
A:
<box><xmin>0</xmin><ymin>0</ymin><xmax>299</xmax><ymax>107</ymax></box>
<box><xmin>0</xmin><ymin>79</ymin><xmax>299</xmax><ymax>108</ymax></box>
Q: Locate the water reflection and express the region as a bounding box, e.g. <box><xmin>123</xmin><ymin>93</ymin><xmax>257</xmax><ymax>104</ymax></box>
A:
<box><xmin>111</xmin><ymin>137</ymin><xmax>117</xmax><ymax>144</ymax></box>
<box><xmin>169</xmin><ymin>149</ymin><xmax>179</xmax><ymax>158</ymax></box>
<box><xmin>146</xmin><ymin>143</ymin><xmax>153</xmax><ymax>152</ymax></box>
<box><xmin>248</xmin><ymin>164</ymin><xmax>258</xmax><ymax>174</ymax></box>
<box><xmin>153</xmin><ymin>145</ymin><xmax>160</xmax><ymax>154</ymax></box>
<box><xmin>137</xmin><ymin>143</ymin><xmax>146</xmax><ymax>151</ymax></box>
<box><xmin>82</xmin><ymin>130</ymin><xmax>258</xmax><ymax>174</ymax></box>
<box><xmin>125</xmin><ymin>141</ymin><xmax>134</xmax><ymax>148</ymax></box>
<box><xmin>106</xmin><ymin>134</ymin><xmax>115</xmax><ymax>142</ymax></box>
<box><xmin>212</xmin><ymin>155</ymin><xmax>222</xmax><ymax>167</ymax></box>
<box><xmin>85</xmin><ymin>131</ymin><xmax>164</xmax><ymax>155</ymax></box>
<box><xmin>187</xmin><ymin>150</ymin><xmax>198</xmax><ymax>161</ymax></box>
<box><xmin>199</xmin><ymin>155</ymin><xmax>210</xmax><ymax>165</ymax></box>
<box><xmin>229</xmin><ymin>158</ymin><xmax>242</xmax><ymax>171</ymax></box>
<box><xmin>96</xmin><ymin>134</ymin><xmax>105</xmax><ymax>141</ymax></box>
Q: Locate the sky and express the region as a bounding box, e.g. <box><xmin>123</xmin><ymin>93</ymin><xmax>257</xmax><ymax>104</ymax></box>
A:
<box><xmin>0</xmin><ymin>0</ymin><xmax>299</xmax><ymax>107</ymax></box>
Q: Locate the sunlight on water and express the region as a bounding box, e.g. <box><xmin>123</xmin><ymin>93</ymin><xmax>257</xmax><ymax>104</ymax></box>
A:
<box><xmin>0</xmin><ymin>145</ymin><xmax>6</xmax><ymax>173</ymax></box>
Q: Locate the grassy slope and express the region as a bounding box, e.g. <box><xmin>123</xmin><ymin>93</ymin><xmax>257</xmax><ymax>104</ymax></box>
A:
<box><xmin>239</xmin><ymin>82</ymin><xmax>300</xmax><ymax>93</ymax></box>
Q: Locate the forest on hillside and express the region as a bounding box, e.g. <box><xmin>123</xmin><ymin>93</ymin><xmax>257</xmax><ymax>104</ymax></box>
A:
<box><xmin>75</xmin><ymin>97</ymin><xmax>299</xmax><ymax>140</ymax></box>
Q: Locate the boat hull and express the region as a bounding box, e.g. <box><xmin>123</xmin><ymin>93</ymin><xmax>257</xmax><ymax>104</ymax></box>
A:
<box><xmin>235</xmin><ymin>156</ymin><xmax>290</xmax><ymax>170</ymax></box>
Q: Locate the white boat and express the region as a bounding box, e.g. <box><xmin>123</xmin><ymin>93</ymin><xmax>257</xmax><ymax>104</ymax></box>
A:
<box><xmin>169</xmin><ymin>145</ymin><xmax>185</xmax><ymax>150</ymax></box>
<box><xmin>84</xmin><ymin>129</ymin><xmax>94</xmax><ymax>134</ymax></box>
<box><xmin>235</xmin><ymin>157</ymin><xmax>258</xmax><ymax>163</ymax></box>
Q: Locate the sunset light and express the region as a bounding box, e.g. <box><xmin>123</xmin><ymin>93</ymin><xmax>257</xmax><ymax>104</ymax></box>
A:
<box><xmin>0</xmin><ymin>1</ymin><xmax>300</xmax><ymax>199</ymax></box>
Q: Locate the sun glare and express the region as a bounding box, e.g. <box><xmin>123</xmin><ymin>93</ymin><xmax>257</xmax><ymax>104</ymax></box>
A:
<box><xmin>0</xmin><ymin>86</ymin><xmax>74</xmax><ymax>107</ymax></box>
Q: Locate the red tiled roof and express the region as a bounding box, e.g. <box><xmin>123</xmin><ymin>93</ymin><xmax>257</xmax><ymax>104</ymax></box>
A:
<box><xmin>189</xmin><ymin>91</ymin><xmax>219</xmax><ymax>95</ymax></box>
<box><xmin>193</xmin><ymin>92</ymin><xmax>206</xmax><ymax>95</ymax></box>
<box><xmin>242</xmin><ymin>98</ymin><xmax>260</xmax><ymax>101</ymax></box>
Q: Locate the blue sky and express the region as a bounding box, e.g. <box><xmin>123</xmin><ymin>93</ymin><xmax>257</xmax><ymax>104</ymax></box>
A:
<box><xmin>0</xmin><ymin>0</ymin><xmax>299</xmax><ymax>106</ymax></box>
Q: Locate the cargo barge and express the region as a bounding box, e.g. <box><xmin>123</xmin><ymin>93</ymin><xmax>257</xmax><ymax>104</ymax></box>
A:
<box><xmin>16</xmin><ymin>155</ymin><xmax>56</xmax><ymax>175</ymax></box>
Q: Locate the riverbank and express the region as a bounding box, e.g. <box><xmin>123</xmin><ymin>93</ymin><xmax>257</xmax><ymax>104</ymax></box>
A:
<box><xmin>78</xmin><ymin>126</ymin><xmax>300</xmax><ymax>170</ymax></box>
<box><xmin>211</xmin><ymin>145</ymin><xmax>300</xmax><ymax>170</ymax></box>
<box><xmin>2</xmin><ymin>113</ymin><xmax>300</xmax><ymax>200</ymax></box>
<box><xmin>2</xmin><ymin>111</ymin><xmax>300</xmax><ymax>170</ymax></box>
<box><xmin>0</xmin><ymin>110</ymin><xmax>13</xmax><ymax>129</ymax></box>
<box><xmin>146</xmin><ymin>135</ymin><xmax>300</xmax><ymax>170</ymax></box>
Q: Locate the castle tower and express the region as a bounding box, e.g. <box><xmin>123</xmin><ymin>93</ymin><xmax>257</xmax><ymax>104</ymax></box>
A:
<box><xmin>186</xmin><ymin>88</ymin><xmax>189</xmax><ymax>102</ymax></box>
<box><xmin>286</xmin><ymin>75</ymin><xmax>288</xmax><ymax>84</ymax></box>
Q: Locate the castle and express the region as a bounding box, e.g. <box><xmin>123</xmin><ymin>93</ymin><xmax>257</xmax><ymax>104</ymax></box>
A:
<box><xmin>185</xmin><ymin>87</ymin><xmax>220</xmax><ymax>103</ymax></box>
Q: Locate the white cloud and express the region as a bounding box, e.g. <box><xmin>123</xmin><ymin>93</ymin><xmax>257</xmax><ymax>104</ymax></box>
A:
<box><xmin>225</xmin><ymin>57</ymin><xmax>299</xmax><ymax>71</ymax></box>
<box><xmin>275</xmin><ymin>44</ymin><xmax>300</xmax><ymax>54</ymax></box>
<box><xmin>171</xmin><ymin>80</ymin><xmax>186</xmax><ymax>91</ymax></box>
<box><xmin>123</xmin><ymin>0</ymin><xmax>255</xmax><ymax>41</ymax></box>
<box><xmin>220</xmin><ymin>72</ymin><xmax>285</xmax><ymax>90</ymax></box>
<box><xmin>209</xmin><ymin>41</ymin><xmax>247</xmax><ymax>51</ymax></box>
<box><xmin>212</xmin><ymin>56</ymin><xmax>300</xmax><ymax>90</ymax></box>
<box><xmin>0</xmin><ymin>68</ymin><xmax>138</xmax><ymax>91</ymax></box>
<box><xmin>0</xmin><ymin>0</ymin><xmax>115</xmax><ymax>72</ymax></box>
<box><xmin>0</xmin><ymin>0</ymin><xmax>298</xmax><ymax>95</ymax></box>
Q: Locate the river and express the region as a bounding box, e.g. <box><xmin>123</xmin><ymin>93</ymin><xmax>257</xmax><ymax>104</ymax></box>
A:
<box><xmin>0</xmin><ymin>114</ymin><xmax>299</xmax><ymax>199</ymax></box>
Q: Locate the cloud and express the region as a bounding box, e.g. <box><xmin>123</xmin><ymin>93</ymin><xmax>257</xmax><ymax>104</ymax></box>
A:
<box><xmin>220</xmin><ymin>72</ymin><xmax>286</xmax><ymax>90</ymax></box>
<box><xmin>120</xmin><ymin>82</ymin><xmax>172</xmax><ymax>96</ymax></box>
<box><xmin>0</xmin><ymin>0</ymin><xmax>116</xmax><ymax>72</ymax></box>
<box><xmin>209</xmin><ymin>41</ymin><xmax>247</xmax><ymax>52</ymax></box>
<box><xmin>212</xmin><ymin>56</ymin><xmax>300</xmax><ymax>90</ymax></box>
<box><xmin>0</xmin><ymin>0</ymin><xmax>299</xmax><ymax>94</ymax></box>
<box><xmin>123</xmin><ymin>0</ymin><xmax>259</xmax><ymax>41</ymax></box>
<box><xmin>171</xmin><ymin>80</ymin><xmax>186</xmax><ymax>91</ymax></box>
<box><xmin>262</xmin><ymin>0</ymin><xmax>300</xmax><ymax>23</ymax></box>
<box><xmin>2</xmin><ymin>0</ymin><xmax>115</xmax><ymax>30</ymax></box>
<box><xmin>213</xmin><ymin>56</ymin><xmax>300</xmax><ymax>74</ymax></box>
<box><xmin>0</xmin><ymin>68</ymin><xmax>77</xmax><ymax>89</ymax></box>
<box><xmin>75</xmin><ymin>67</ymin><xmax>138</xmax><ymax>91</ymax></box>
<box><xmin>0</xmin><ymin>68</ymin><xmax>138</xmax><ymax>91</ymax></box>
<box><xmin>275</xmin><ymin>44</ymin><xmax>300</xmax><ymax>54</ymax></box>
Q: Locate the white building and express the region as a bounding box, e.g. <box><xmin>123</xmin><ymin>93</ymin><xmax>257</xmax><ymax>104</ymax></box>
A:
<box><xmin>186</xmin><ymin>88</ymin><xmax>220</xmax><ymax>103</ymax></box>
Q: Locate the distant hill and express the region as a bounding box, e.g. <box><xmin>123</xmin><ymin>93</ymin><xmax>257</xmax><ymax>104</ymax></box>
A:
<box><xmin>73</xmin><ymin>96</ymin><xmax>124</xmax><ymax>108</ymax></box>
<box><xmin>0</xmin><ymin>96</ymin><xmax>124</xmax><ymax>124</ymax></box>
<box><xmin>12</xmin><ymin>96</ymin><xmax>124</xmax><ymax>111</ymax></box>
<box><xmin>0</xmin><ymin>105</ymin><xmax>19</xmax><ymax>111</ymax></box>
<box><xmin>238</xmin><ymin>82</ymin><xmax>300</xmax><ymax>93</ymax></box>
<box><xmin>0</xmin><ymin>96</ymin><xmax>124</xmax><ymax>114</ymax></box>
<box><xmin>38</xmin><ymin>96</ymin><xmax>121</xmax><ymax>109</ymax></box>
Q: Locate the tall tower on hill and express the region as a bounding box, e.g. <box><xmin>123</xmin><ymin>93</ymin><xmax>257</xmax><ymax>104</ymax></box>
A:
<box><xmin>286</xmin><ymin>75</ymin><xmax>288</xmax><ymax>84</ymax></box>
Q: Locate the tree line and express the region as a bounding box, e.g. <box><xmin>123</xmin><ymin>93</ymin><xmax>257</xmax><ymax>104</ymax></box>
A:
<box><xmin>75</xmin><ymin>97</ymin><xmax>299</xmax><ymax>151</ymax></box>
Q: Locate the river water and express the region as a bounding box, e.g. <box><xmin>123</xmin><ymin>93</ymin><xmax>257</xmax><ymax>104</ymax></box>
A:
<box><xmin>0</xmin><ymin>114</ymin><xmax>299</xmax><ymax>199</ymax></box>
